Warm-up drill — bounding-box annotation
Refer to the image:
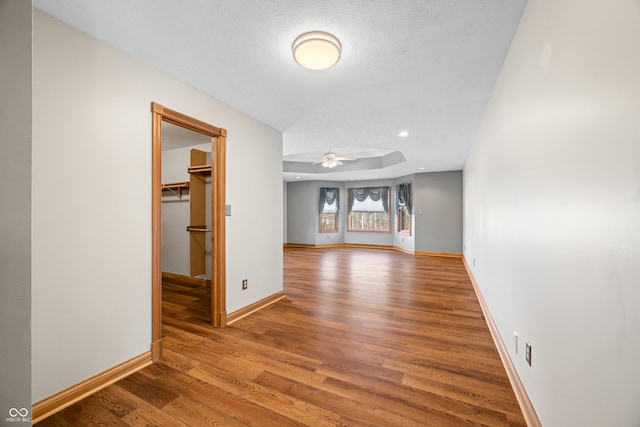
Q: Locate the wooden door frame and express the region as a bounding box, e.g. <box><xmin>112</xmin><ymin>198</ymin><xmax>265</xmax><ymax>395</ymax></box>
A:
<box><xmin>151</xmin><ymin>102</ymin><xmax>227</xmax><ymax>361</ymax></box>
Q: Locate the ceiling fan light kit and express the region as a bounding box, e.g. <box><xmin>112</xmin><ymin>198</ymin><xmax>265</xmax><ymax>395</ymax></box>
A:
<box><xmin>311</xmin><ymin>150</ymin><xmax>356</xmax><ymax>168</ymax></box>
<box><xmin>292</xmin><ymin>31</ymin><xmax>341</xmax><ymax>70</ymax></box>
<box><xmin>323</xmin><ymin>159</ymin><xmax>340</xmax><ymax>168</ymax></box>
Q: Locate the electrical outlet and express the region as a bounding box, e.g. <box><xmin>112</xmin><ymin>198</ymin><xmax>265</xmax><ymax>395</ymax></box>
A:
<box><xmin>525</xmin><ymin>341</ymin><xmax>532</xmax><ymax>366</ymax></box>
<box><xmin>242</xmin><ymin>279</ymin><xmax>248</xmax><ymax>290</ymax></box>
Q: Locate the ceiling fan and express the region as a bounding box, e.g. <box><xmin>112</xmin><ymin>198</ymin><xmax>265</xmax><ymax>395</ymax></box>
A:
<box><xmin>311</xmin><ymin>150</ymin><xmax>356</xmax><ymax>168</ymax></box>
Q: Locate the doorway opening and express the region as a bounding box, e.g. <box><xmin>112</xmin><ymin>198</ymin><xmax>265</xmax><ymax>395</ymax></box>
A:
<box><xmin>151</xmin><ymin>102</ymin><xmax>227</xmax><ymax>361</ymax></box>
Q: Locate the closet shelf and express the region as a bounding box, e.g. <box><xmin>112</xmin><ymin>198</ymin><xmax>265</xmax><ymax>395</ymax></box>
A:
<box><xmin>187</xmin><ymin>225</ymin><xmax>212</xmax><ymax>232</ymax></box>
<box><xmin>188</xmin><ymin>164</ymin><xmax>212</xmax><ymax>175</ymax></box>
<box><xmin>161</xmin><ymin>181</ymin><xmax>190</xmax><ymax>198</ymax></box>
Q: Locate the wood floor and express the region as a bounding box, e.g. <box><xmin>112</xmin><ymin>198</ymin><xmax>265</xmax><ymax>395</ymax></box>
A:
<box><xmin>38</xmin><ymin>247</ymin><xmax>526</xmax><ymax>426</ymax></box>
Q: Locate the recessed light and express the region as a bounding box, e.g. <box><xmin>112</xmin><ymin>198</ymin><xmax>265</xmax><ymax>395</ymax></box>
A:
<box><xmin>419</xmin><ymin>167</ymin><xmax>425</xmax><ymax>170</ymax></box>
<box><xmin>398</xmin><ymin>130</ymin><xmax>409</xmax><ymax>137</ymax></box>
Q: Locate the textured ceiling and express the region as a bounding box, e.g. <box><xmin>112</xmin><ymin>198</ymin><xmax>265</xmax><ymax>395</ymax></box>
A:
<box><xmin>33</xmin><ymin>0</ymin><xmax>526</xmax><ymax>182</ymax></box>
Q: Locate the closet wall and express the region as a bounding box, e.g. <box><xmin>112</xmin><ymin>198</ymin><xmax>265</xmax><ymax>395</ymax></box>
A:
<box><xmin>162</xmin><ymin>143</ymin><xmax>211</xmax><ymax>278</ymax></box>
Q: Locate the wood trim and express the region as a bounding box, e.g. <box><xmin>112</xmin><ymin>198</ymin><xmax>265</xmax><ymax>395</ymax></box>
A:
<box><xmin>212</xmin><ymin>130</ymin><xmax>227</xmax><ymax>327</ymax></box>
<box><xmin>151</xmin><ymin>104</ymin><xmax>163</xmax><ymax>361</ymax></box>
<box><xmin>283</xmin><ymin>243</ymin><xmax>317</xmax><ymax>249</ymax></box>
<box><xmin>152</xmin><ymin>103</ymin><xmax>222</xmax><ymax>137</ymax></box>
<box><xmin>283</xmin><ymin>243</ymin><xmax>461</xmax><ymax>259</ymax></box>
<box><xmin>151</xmin><ymin>102</ymin><xmax>228</xmax><ymax>361</ymax></box>
<box><xmin>393</xmin><ymin>246</ymin><xmax>415</xmax><ymax>255</ymax></box>
<box><xmin>414</xmin><ymin>250</ymin><xmax>463</xmax><ymax>258</ymax></box>
<box><xmin>32</xmin><ymin>352</ymin><xmax>152</xmax><ymax>424</ymax></box>
<box><xmin>226</xmin><ymin>291</ymin><xmax>286</xmax><ymax>325</ymax></box>
<box><xmin>462</xmin><ymin>257</ymin><xmax>542</xmax><ymax>427</ymax></box>
<box><xmin>342</xmin><ymin>243</ymin><xmax>394</xmax><ymax>250</ymax></box>
<box><xmin>285</xmin><ymin>243</ymin><xmax>393</xmax><ymax>250</ymax></box>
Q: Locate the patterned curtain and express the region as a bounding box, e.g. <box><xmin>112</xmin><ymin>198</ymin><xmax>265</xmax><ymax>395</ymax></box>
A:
<box><xmin>319</xmin><ymin>187</ymin><xmax>340</xmax><ymax>213</ymax></box>
<box><xmin>396</xmin><ymin>182</ymin><xmax>412</xmax><ymax>213</ymax></box>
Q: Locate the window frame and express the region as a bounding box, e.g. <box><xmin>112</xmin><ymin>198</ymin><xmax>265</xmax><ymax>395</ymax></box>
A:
<box><xmin>319</xmin><ymin>212</ymin><xmax>338</xmax><ymax>233</ymax></box>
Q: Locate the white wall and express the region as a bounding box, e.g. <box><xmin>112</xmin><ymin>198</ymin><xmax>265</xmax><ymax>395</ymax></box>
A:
<box><xmin>463</xmin><ymin>1</ymin><xmax>640</xmax><ymax>426</ymax></box>
<box><xmin>32</xmin><ymin>9</ymin><xmax>282</xmax><ymax>402</ymax></box>
<box><xmin>0</xmin><ymin>0</ymin><xmax>32</xmax><ymax>417</ymax></box>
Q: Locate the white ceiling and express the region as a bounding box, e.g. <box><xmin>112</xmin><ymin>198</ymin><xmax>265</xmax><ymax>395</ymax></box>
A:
<box><xmin>33</xmin><ymin>0</ymin><xmax>526</xmax><ymax>182</ymax></box>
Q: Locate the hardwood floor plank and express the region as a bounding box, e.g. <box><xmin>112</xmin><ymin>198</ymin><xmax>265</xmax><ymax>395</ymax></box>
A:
<box><xmin>401</xmin><ymin>373</ymin><xmax>524</xmax><ymax>419</ymax></box>
<box><xmin>254</xmin><ymin>370</ymin><xmax>432</xmax><ymax>427</ymax></box>
<box><xmin>179</xmin><ymin>376</ymin><xmax>309</xmax><ymax>427</ymax></box>
<box><xmin>162</xmin><ymin>331</ymin><xmax>329</xmax><ymax>390</ymax></box>
<box><xmin>35</xmin><ymin>247</ymin><xmax>526</xmax><ymax>426</ymax></box>
<box><xmin>187</xmin><ymin>362</ymin><xmax>341</xmax><ymax>426</ymax></box>
<box><xmin>121</xmin><ymin>407</ymin><xmax>190</xmax><ymax>427</ymax></box>
<box><xmin>161</xmin><ymin>395</ymin><xmax>247</xmax><ymax>427</ymax></box>
<box><xmin>93</xmin><ymin>386</ymin><xmax>138</xmax><ymax>418</ymax></box>
<box><xmin>116</xmin><ymin>371</ymin><xmax>181</xmax><ymax>409</ymax></box>
<box><xmin>38</xmin><ymin>392</ymin><xmax>131</xmax><ymax>427</ymax></box>
<box><xmin>319</xmin><ymin>376</ymin><xmax>482</xmax><ymax>427</ymax></box>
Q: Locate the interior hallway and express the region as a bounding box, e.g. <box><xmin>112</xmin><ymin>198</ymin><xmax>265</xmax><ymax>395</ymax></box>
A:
<box><xmin>37</xmin><ymin>247</ymin><xmax>525</xmax><ymax>426</ymax></box>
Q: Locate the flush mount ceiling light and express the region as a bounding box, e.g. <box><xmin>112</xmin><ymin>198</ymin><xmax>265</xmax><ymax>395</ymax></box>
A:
<box><xmin>292</xmin><ymin>31</ymin><xmax>341</xmax><ymax>70</ymax></box>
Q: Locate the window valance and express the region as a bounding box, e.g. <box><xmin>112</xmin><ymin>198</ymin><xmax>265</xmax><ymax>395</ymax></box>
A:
<box><xmin>319</xmin><ymin>187</ymin><xmax>340</xmax><ymax>213</ymax></box>
<box><xmin>348</xmin><ymin>187</ymin><xmax>389</xmax><ymax>213</ymax></box>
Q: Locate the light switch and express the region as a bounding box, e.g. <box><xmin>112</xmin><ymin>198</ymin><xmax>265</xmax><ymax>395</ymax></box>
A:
<box><xmin>225</xmin><ymin>204</ymin><xmax>231</xmax><ymax>216</ymax></box>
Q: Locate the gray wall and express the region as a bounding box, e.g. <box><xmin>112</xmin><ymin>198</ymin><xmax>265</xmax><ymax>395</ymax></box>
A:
<box><xmin>287</xmin><ymin>181</ymin><xmax>344</xmax><ymax>245</ymax></box>
<box><xmin>0</xmin><ymin>0</ymin><xmax>32</xmax><ymax>422</ymax></box>
<box><xmin>286</xmin><ymin>172</ymin><xmax>462</xmax><ymax>253</ymax></box>
<box><xmin>414</xmin><ymin>171</ymin><xmax>463</xmax><ymax>253</ymax></box>
<box><xmin>286</xmin><ymin>181</ymin><xmax>315</xmax><ymax>244</ymax></box>
<box><xmin>282</xmin><ymin>182</ymin><xmax>287</xmax><ymax>243</ymax></box>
